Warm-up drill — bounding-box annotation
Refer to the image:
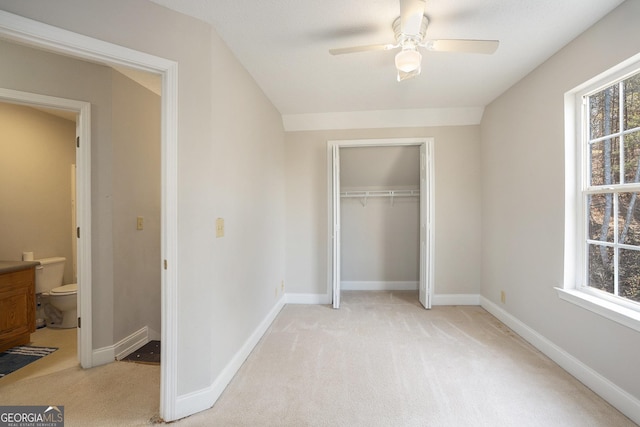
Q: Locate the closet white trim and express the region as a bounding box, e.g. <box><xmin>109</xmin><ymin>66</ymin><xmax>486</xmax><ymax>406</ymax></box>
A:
<box><xmin>327</xmin><ymin>137</ymin><xmax>435</xmax><ymax>310</ymax></box>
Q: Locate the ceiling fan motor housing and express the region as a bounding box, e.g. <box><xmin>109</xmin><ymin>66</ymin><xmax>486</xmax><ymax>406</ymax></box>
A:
<box><xmin>392</xmin><ymin>15</ymin><xmax>429</xmax><ymax>46</ymax></box>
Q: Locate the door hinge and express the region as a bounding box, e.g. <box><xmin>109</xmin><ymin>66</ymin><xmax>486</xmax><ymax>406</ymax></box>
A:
<box><xmin>77</xmin><ymin>317</ymin><xmax>81</xmax><ymax>328</ymax></box>
<box><xmin>77</xmin><ymin>227</ymin><xmax>80</xmax><ymax>238</ymax></box>
<box><xmin>76</xmin><ymin>136</ymin><xmax>80</xmax><ymax>148</ymax></box>
<box><xmin>164</xmin><ymin>259</ymin><xmax>168</xmax><ymax>270</ymax></box>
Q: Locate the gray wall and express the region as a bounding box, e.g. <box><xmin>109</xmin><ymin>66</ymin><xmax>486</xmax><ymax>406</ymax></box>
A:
<box><xmin>0</xmin><ymin>103</ymin><xmax>75</xmax><ymax>281</ymax></box>
<box><xmin>111</xmin><ymin>70</ymin><xmax>162</xmax><ymax>342</ymax></box>
<box><xmin>481</xmin><ymin>0</ymin><xmax>640</xmax><ymax>402</ymax></box>
<box><xmin>285</xmin><ymin>126</ymin><xmax>482</xmax><ymax>297</ymax></box>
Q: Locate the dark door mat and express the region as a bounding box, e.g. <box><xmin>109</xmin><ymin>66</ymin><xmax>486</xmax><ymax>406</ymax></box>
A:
<box><xmin>121</xmin><ymin>340</ymin><xmax>160</xmax><ymax>365</ymax></box>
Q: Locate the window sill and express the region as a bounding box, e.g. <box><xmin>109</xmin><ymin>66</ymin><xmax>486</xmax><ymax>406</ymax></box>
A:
<box><xmin>555</xmin><ymin>287</ymin><xmax>640</xmax><ymax>333</ymax></box>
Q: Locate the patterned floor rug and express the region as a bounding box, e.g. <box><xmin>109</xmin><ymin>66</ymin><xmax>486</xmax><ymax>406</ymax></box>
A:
<box><xmin>0</xmin><ymin>345</ymin><xmax>58</xmax><ymax>378</ymax></box>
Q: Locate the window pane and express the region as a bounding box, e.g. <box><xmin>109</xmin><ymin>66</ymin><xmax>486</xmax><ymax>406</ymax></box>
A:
<box><xmin>589</xmin><ymin>137</ymin><xmax>620</xmax><ymax>186</ymax></box>
<box><xmin>590</xmin><ymin>84</ymin><xmax>620</xmax><ymax>140</ymax></box>
<box><xmin>619</xmin><ymin>248</ymin><xmax>640</xmax><ymax>303</ymax></box>
<box><xmin>588</xmin><ymin>244</ymin><xmax>614</xmax><ymax>294</ymax></box>
<box><xmin>588</xmin><ymin>193</ymin><xmax>615</xmax><ymax>242</ymax></box>
<box><xmin>618</xmin><ymin>192</ymin><xmax>640</xmax><ymax>246</ymax></box>
<box><xmin>623</xmin><ymin>131</ymin><xmax>640</xmax><ymax>183</ymax></box>
<box><xmin>624</xmin><ymin>73</ymin><xmax>640</xmax><ymax>131</ymax></box>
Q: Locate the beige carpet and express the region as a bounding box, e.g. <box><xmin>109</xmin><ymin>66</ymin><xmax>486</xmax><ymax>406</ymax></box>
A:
<box><xmin>0</xmin><ymin>291</ymin><xmax>635</xmax><ymax>426</ymax></box>
<box><xmin>0</xmin><ymin>361</ymin><xmax>160</xmax><ymax>426</ymax></box>
<box><xmin>178</xmin><ymin>291</ymin><xmax>635</xmax><ymax>426</ymax></box>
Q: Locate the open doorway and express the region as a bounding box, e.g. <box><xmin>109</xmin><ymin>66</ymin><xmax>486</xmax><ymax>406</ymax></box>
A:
<box><xmin>0</xmin><ymin>99</ymin><xmax>83</xmax><ymax>376</ymax></box>
<box><xmin>0</xmin><ymin>90</ymin><xmax>91</xmax><ymax>368</ymax></box>
<box><xmin>327</xmin><ymin>138</ymin><xmax>435</xmax><ymax>309</ymax></box>
<box><xmin>0</xmin><ymin>11</ymin><xmax>179</xmax><ymax>421</ymax></box>
<box><xmin>340</xmin><ymin>145</ymin><xmax>421</xmax><ymax>291</ymax></box>
<box><xmin>1</xmin><ymin>60</ymin><xmax>162</xmax><ymax>372</ymax></box>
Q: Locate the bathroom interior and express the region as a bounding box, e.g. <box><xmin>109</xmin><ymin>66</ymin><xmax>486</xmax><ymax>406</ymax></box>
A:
<box><xmin>0</xmin><ymin>45</ymin><xmax>162</xmax><ymax>382</ymax></box>
<box><xmin>0</xmin><ymin>100</ymin><xmax>81</xmax><ymax>381</ymax></box>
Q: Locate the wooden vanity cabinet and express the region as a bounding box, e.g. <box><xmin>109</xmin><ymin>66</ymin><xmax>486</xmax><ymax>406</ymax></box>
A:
<box><xmin>0</xmin><ymin>267</ymin><xmax>36</xmax><ymax>353</ymax></box>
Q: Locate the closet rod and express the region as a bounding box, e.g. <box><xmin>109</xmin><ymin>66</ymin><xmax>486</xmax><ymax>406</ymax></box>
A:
<box><xmin>340</xmin><ymin>190</ymin><xmax>419</xmax><ymax>207</ymax></box>
<box><xmin>340</xmin><ymin>190</ymin><xmax>419</xmax><ymax>198</ymax></box>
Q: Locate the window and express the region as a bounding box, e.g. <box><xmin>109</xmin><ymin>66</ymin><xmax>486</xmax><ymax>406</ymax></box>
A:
<box><xmin>584</xmin><ymin>71</ymin><xmax>640</xmax><ymax>307</ymax></box>
<box><xmin>560</xmin><ymin>55</ymin><xmax>640</xmax><ymax>331</ymax></box>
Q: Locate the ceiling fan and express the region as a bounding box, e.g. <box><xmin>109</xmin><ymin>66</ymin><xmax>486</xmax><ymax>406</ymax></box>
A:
<box><xmin>329</xmin><ymin>0</ymin><xmax>499</xmax><ymax>81</ymax></box>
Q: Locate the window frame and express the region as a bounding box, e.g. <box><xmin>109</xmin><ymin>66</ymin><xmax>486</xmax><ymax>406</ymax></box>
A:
<box><xmin>560</xmin><ymin>53</ymin><xmax>640</xmax><ymax>332</ymax></box>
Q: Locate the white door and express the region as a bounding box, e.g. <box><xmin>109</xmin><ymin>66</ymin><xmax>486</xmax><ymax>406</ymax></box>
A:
<box><xmin>332</xmin><ymin>144</ymin><xmax>341</xmax><ymax>309</ymax></box>
<box><xmin>74</xmin><ymin>109</ymin><xmax>91</xmax><ymax>368</ymax></box>
<box><xmin>71</xmin><ymin>163</ymin><xmax>77</xmax><ymax>284</ymax></box>
<box><xmin>419</xmin><ymin>143</ymin><xmax>429</xmax><ymax>308</ymax></box>
<box><xmin>418</xmin><ymin>141</ymin><xmax>434</xmax><ymax>309</ymax></box>
<box><xmin>71</xmin><ymin>161</ymin><xmax>80</xmax><ymax>359</ymax></box>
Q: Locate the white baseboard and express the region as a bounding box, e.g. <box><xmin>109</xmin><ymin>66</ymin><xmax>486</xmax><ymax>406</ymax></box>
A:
<box><xmin>341</xmin><ymin>281</ymin><xmax>418</xmax><ymax>291</ymax></box>
<box><xmin>91</xmin><ymin>346</ymin><xmax>115</xmax><ymax>367</ymax></box>
<box><xmin>115</xmin><ymin>326</ymin><xmax>150</xmax><ymax>360</ymax></box>
<box><xmin>432</xmin><ymin>294</ymin><xmax>480</xmax><ymax>306</ymax></box>
<box><xmin>91</xmin><ymin>326</ymin><xmax>150</xmax><ymax>365</ymax></box>
<box><xmin>282</xmin><ymin>292</ymin><xmax>480</xmax><ymax>306</ymax></box>
<box><xmin>285</xmin><ymin>293</ymin><xmax>332</xmax><ymax>304</ymax></box>
<box><xmin>480</xmin><ymin>297</ymin><xmax>640</xmax><ymax>425</ymax></box>
<box><xmin>174</xmin><ymin>295</ymin><xmax>286</xmax><ymax>420</ymax></box>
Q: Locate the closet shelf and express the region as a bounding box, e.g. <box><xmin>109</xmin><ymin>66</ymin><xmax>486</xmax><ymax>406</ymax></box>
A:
<box><xmin>340</xmin><ymin>190</ymin><xmax>419</xmax><ymax>207</ymax></box>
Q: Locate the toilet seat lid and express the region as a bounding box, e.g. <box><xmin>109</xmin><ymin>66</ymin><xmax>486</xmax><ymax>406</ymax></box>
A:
<box><xmin>51</xmin><ymin>283</ymin><xmax>77</xmax><ymax>295</ymax></box>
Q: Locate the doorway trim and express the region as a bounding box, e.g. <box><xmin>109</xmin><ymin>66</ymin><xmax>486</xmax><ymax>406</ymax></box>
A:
<box><xmin>0</xmin><ymin>10</ymin><xmax>179</xmax><ymax>421</ymax></box>
<box><xmin>326</xmin><ymin>137</ymin><xmax>435</xmax><ymax>308</ymax></box>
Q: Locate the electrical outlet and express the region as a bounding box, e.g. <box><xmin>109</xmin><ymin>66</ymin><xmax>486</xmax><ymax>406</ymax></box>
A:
<box><xmin>500</xmin><ymin>290</ymin><xmax>506</xmax><ymax>304</ymax></box>
<box><xmin>136</xmin><ymin>216</ymin><xmax>144</xmax><ymax>230</ymax></box>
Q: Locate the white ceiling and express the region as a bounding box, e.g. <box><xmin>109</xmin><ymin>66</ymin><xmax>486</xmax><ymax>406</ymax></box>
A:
<box><xmin>149</xmin><ymin>0</ymin><xmax>624</xmax><ymax>119</ymax></box>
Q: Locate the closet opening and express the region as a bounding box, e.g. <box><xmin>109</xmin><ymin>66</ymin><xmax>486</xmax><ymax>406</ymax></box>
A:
<box><xmin>327</xmin><ymin>138</ymin><xmax>434</xmax><ymax>309</ymax></box>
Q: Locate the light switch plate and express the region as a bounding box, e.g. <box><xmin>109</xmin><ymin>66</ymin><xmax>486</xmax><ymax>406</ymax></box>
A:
<box><xmin>216</xmin><ymin>218</ymin><xmax>224</xmax><ymax>238</ymax></box>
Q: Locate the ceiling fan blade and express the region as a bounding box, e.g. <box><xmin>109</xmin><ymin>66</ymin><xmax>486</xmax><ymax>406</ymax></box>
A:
<box><xmin>425</xmin><ymin>39</ymin><xmax>499</xmax><ymax>54</ymax></box>
<box><xmin>329</xmin><ymin>43</ymin><xmax>395</xmax><ymax>55</ymax></box>
<box><xmin>399</xmin><ymin>0</ymin><xmax>426</xmax><ymax>36</ymax></box>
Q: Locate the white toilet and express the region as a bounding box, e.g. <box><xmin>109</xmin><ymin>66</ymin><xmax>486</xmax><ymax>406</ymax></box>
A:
<box><xmin>35</xmin><ymin>257</ymin><xmax>78</xmax><ymax>329</ymax></box>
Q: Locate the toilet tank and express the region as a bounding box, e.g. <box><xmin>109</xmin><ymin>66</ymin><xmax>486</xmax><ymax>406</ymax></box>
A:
<box><xmin>35</xmin><ymin>257</ymin><xmax>66</xmax><ymax>294</ymax></box>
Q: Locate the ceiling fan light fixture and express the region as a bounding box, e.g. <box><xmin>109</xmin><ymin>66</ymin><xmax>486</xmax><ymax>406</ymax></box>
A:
<box><xmin>395</xmin><ymin>48</ymin><xmax>422</xmax><ymax>73</ymax></box>
<box><xmin>328</xmin><ymin>0</ymin><xmax>499</xmax><ymax>82</ymax></box>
